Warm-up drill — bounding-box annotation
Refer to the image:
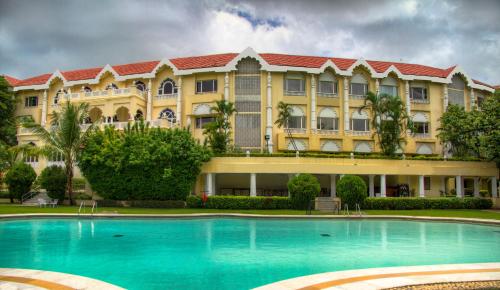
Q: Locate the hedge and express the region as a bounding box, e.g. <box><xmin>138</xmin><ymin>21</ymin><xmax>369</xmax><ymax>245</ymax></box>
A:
<box><xmin>363</xmin><ymin>197</ymin><xmax>492</xmax><ymax>210</ymax></box>
<box><xmin>187</xmin><ymin>195</ymin><xmax>291</xmax><ymax>209</ymax></box>
<box><xmin>96</xmin><ymin>200</ymin><xmax>186</xmax><ymax>208</ymax></box>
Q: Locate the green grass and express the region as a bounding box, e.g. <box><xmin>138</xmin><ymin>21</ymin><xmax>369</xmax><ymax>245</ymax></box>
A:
<box><xmin>0</xmin><ymin>204</ymin><xmax>499</xmax><ymax>220</ymax></box>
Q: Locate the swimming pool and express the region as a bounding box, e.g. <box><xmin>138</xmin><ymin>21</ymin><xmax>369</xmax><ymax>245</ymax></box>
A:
<box><xmin>0</xmin><ymin>218</ymin><xmax>499</xmax><ymax>289</ymax></box>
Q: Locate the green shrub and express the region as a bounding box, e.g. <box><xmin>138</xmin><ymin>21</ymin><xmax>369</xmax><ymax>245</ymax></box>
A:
<box><xmin>75</xmin><ymin>193</ymin><xmax>92</xmax><ymax>200</ymax></box>
<box><xmin>187</xmin><ymin>195</ymin><xmax>291</xmax><ymax>209</ymax></box>
<box><xmin>337</xmin><ymin>175</ymin><xmax>367</xmax><ymax>209</ymax></box>
<box><xmin>39</xmin><ymin>165</ymin><xmax>67</xmax><ymax>201</ymax></box>
<box><xmin>78</xmin><ymin>125</ymin><xmax>211</xmax><ymax>201</ymax></box>
<box><xmin>287</xmin><ymin>174</ymin><xmax>321</xmax><ymax>210</ymax></box>
<box><xmin>0</xmin><ymin>191</ymin><xmax>10</xmax><ymax>198</ymax></box>
<box><xmin>129</xmin><ymin>200</ymin><xmax>186</xmax><ymax>208</ymax></box>
<box><xmin>4</xmin><ymin>162</ymin><xmax>37</xmax><ymax>201</ymax></box>
<box><xmin>363</xmin><ymin>197</ymin><xmax>492</xmax><ymax>210</ymax></box>
<box><xmin>72</xmin><ymin>178</ymin><xmax>86</xmax><ymax>191</ymax></box>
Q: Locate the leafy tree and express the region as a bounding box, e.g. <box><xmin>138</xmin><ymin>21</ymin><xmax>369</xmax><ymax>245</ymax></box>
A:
<box><xmin>79</xmin><ymin>122</ymin><xmax>211</xmax><ymax>200</ymax></box>
<box><xmin>477</xmin><ymin>91</ymin><xmax>500</xmax><ymax>166</ymax></box>
<box><xmin>275</xmin><ymin>101</ymin><xmax>298</xmax><ymax>151</ymax></box>
<box><xmin>437</xmin><ymin>104</ymin><xmax>480</xmax><ymax>157</ymax></box>
<box><xmin>39</xmin><ymin>165</ymin><xmax>67</xmax><ymax>201</ymax></box>
<box><xmin>287</xmin><ymin>173</ymin><xmax>320</xmax><ymax>209</ymax></box>
<box><xmin>0</xmin><ymin>76</ymin><xmax>17</xmax><ymax>146</ymax></box>
<box><xmin>337</xmin><ymin>175</ymin><xmax>367</xmax><ymax>209</ymax></box>
<box><xmin>361</xmin><ymin>92</ymin><xmax>412</xmax><ymax>156</ymax></box>
<box><xmin>4</xmin><ymin>162</ymin><xmax>37</xmax><ymax>202</ymax></box>
<box><xmin>203</xmin><ymin>100</ymin><xmax>236</xmax><ymax>153</ymax></box>
<box><xmin>0</xmin><ymin>144</ymin><xmax>37</xmax><ymax>202</ymax></box>
<box><xmin>23</xmin><ymin>102</ymin><xmax>95</xmax><ymax>205</ymax></box>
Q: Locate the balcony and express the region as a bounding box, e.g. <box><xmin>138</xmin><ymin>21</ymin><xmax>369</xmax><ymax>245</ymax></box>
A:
<box><xmin>62</xmin><ymin>87</ymin><xmax>145</xmax><ymax>101</ymax></box>
<box><xmin>284</xmin><ymin>91</ymin><xmax>306</xmax><ymax>97</ymax></box>
<box><xmin>150</xmin><ymin>119</ymin><xmax>178</xmax><ymax>129</ymax></box>
<box><xmin>17</xmin><ymin>127</ymin><xmax>33</xmax><ymax>135</ymax></box>
<box><xmin>47</xmin><ymin>161</ymin><xmax>65</xmax><ymax>167</ymax></box>
<box><xmin>348</xmin><ymin>130</ymin><xmax>371</xmax><ymax>136</ymax></box>
<box><xmin>413</xmin><ymin>133</ymin><xmax>431</xmax><ymax>139</ymax></box>
<box><xmin>156</xmin><ymin>93</ymin><xmax>178</xmax><ymax>100</ymax></box>
<box><xmin>317</xmin><ymin>92</ymin><xmax>338</xmax><ymax>98</ymax></box>
<box><xmin>79</xmin><ymin>119</ymin><xmax>178</xmax><ymax>132</ymax></box>
<box><xmin>316</xmin><ymin>129</ymin><xmax>339</xmax><ymax>135</ymax></box>
<box><xmin>411</xmin><ymin>98</ymin><xmax>430</xmax><ymax>104</ymax></box>
<box><xmin>349</xmin><ymin>94</ymin><xmax>366</xmax><ymax>100</ymax></box>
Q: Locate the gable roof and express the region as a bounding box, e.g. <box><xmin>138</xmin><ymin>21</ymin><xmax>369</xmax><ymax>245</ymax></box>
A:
<box><xmin>5</xmin><ymin>49</ymin><xmax>495</xmax><ymax>92</ymax></box>
<box><xmin>2</xmin><ymin>75</ymin><xmax>21</xmax><ymax>86</ymax></box>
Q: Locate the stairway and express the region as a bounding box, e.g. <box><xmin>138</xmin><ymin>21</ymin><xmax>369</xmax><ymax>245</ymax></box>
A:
<box><xmin>22</xmin><ymin>192</ymin><xmax>50</xmax><ymax>206</ymax></box>
<box><xmin>315</xmin><ymin>197</ymin><xmax>341</xmax><ymax>213</ymax></box>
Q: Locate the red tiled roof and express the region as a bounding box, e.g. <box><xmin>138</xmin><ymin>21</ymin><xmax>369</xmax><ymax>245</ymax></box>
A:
<box><xmin>170</xmin><ymin>53</ymin><xmax>238</xmax><ymax>70</ymax></box>
<box><xmin>494</xmin><ymin>85</ymin><xmax>500</xmax><ymax>90</ymax></box>
<box><xmin>112</xmin><ymin>60</ymin><xmax>160</xmax><ymax>76</ymax></box>
<box><xmin>7</xmin><ymin>52</ymin><xmax>494</xmax><ymax>89</ymax></box>
<box><xmin>16</xmin><ymin>73</ymin><xmax>52</xmax><ymax>87</ymax></box>
<box><xmin>61</xmin><ymin>67</ymin><xmax>103</xmax><ymax>81</ymax></box>
<box><xmin>472</xmin><ymin>79</ymin><xmax>495</xmax><ymax>89</ymax></box>
<box><xmin>2</xmin><ymin>75</ymin><xmax>21</xmax><ymax>86</ymax></box>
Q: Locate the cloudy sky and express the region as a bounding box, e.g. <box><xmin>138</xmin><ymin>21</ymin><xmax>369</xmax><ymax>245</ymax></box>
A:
<box><xmin>0</xmin><ymin>0</ymin><xmax>499</xmax><ymax>84</ymax></box>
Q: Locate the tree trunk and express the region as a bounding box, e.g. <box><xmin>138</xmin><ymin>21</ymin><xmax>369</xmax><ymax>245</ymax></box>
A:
<box><xmin>66</xmin><ymin>160</ymin><xmax>74</xmax><ymax>205</ymax></box>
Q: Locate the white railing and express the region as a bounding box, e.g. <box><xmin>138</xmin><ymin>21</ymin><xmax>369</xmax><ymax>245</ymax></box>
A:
<box><xmin>156</xmin><ymin>93</ymin><xmax>178</xmax><ymax>100</ymax></box>
<box><xmin>17</xmin><ymin>127</ymin><xmax>33</xmax><ymax>134</ymax></box>
<box><xmin>413</xmin><ymin>133</ymin><xmax>431</xmax><ymax>139</ymax></box>
<box><xmin>25</xmin><ymin>161</ymin><xmax>39</xmax><ymax>168</ymax></box>
<box><xmin>79</xmin><ymin>124</ymin><xmax>92</xmax><ymax>131</ymax></box>
<box><xmin>150</xmin><ymin>119</ymin><xmax>177</xmax><ymax>128</ymax></box>
<box><xmin>287</xmin><ymin>128</ymin><xmax>307</xmax><ymax>134</ymax></box>
<box><xmin>349</xmin><ymin>130</ymin><xmax>371</xmax><ymax>136</ymax></box>
<box><xmin>82</xmin><ymin>87</ymin><xmax>144</xmax><ymax>98</ymax></box>
<box><xmin>51</xmin><ymin>103</ymin><xmax>60</xmax><ymax>108</ymax></box>
<box><xmin>318</xmin><ymin>92</ymin><xmax>338</xmax><ymax>98</ymax></box>
<box><xmin>285</xmin><ymin>91</ymin><xmax>306</xmax><ymax>96</ymax></box>
<box><xmin>350</xmin><ymin>94</ymin><xmax>366</xmax><ymax>100</ymax></box>
<box><xmin>411</xmin><ymin>98</ymin><xmax>430</xmax><ymax>104</ymax></box>
<box><xmin>317</xmin><ymin>129</ymin><xmax>339</xmax><ymax>135</ymax></box>
<box><xmin>47</xmin><ymin>161</ymin><xmax>65</xmax><ymax>167</ymax></box>
<box><xmin>105</xmin><ymin>122</ymin><xmax>130</xmax><ymax>130</ymax></box>
<box><xmin>64</xmin><ymin>93</ymin><xmax>80</xmax><ymax>100</ymax></box>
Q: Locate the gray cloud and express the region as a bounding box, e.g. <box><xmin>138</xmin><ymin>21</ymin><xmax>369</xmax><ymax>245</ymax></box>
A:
<box><xmin>0</xmin><ymin>0</ymin><xmax>498</xmax><ymax>84</ymax></box>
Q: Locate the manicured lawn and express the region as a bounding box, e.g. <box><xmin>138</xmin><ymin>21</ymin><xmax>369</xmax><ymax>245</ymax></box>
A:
<box><xmin>0</xmin><ymin>204</ymin><xmax>499</xmax><ymax>220</ymax></box>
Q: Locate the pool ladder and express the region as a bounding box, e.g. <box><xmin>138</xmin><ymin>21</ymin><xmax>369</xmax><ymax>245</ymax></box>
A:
<box><xmin>343</xmin><ymin>204</ymin><xmax>363</xmax><ymax>217</ymax></box>
<box><xmin>78</xmin><ymin>201</ymin><xmax>97</xmax><ymax>216</ymax></box>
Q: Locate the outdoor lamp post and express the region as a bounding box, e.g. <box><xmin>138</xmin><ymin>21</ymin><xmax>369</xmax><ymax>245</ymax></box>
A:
<box><xmin>265</xmin><ymin>134</ymin><xmax>270</xmax><ymax>154</ymax></box>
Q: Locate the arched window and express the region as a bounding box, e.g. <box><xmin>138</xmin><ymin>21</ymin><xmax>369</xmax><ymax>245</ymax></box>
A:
<box><xmin>135</xmin><ymin>81</ymin><xmax>146</xmax><ymax>92</ymax></box>
<box><xmin>317</xmin><ymin>108</ymin><xmax>339</xmax><ymax>131</ymax></box>
<box><xmin>83</xmin><ymin>86</ymin><xmax>92</xmax><ymax>92</ymax></box>
<box><xmin>380</xmin><ymin>77</ymin><xmax>398</xmax><ymax>96</ymax></box>
<box><xmin>284</xmin><ymin>72</ymin><xmax>305</xmax><ymax>96</ymax></box>
<box><xmin>318</xmin><ymin>71</ymin><xmax>338</xmax><ymax>96</ymax></box>
<box><xmin>287</xmin><ymin>106</ymin><xmax>306</xmax><ymax>129</ymax></box>
<box><xmin>354</xmin><ymin>142</ymin><xmax>372</xmax><ymax>153</ymax></box>
<box><xmin>105</xmin><ymin>83</ymin><xmax>118</xmax><ymax>90</ymax></box>
<box><xmin>134</xmin><ymin>109</ymin><xmax>144</xmax><ymax>121</ymax></box>
<box><xmin>448</xmin><ymin>75</ymin><xmax>465</xmax><ymax>107</ymax></box>
<box><xmin>287</xmin><ymin>139</ymin><xmax>307</xmax><ymax>151</ymax></box>
<box><xmin>351</xmin><ymin>110</ymin><xmax>370</xmax><ymax>132</ymax></box>
<box><xmin>54</xmin><ymin>89</ymin><xmax>67</xmax><ymax>105</ymax></box>
<box><xmin>159</xmin><ymin>108</ymin><xmax>176</xmax><ymax>122</ymax></box>
<box><xmin>321</xmin><ymin>140</ymin><xmax>340</xmax><ymax>152</ymax></box>
<box><xmin>416</xmin><ymin>143</ymin><xmax>433</xmax><ymax>155</ymax></box>
<box><xmin>350</xmin><ymin>73</ymin><xmax>368</xmax><ymax>97</ymax></box>
<box><xmin>159</xmin><ymin>78</ymin><xmax>177</xmax><ymax>95</ymax></box>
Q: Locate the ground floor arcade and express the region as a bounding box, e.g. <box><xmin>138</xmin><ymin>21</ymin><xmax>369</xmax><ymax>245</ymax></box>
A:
<box><xmin>196</xmin><ymin>157</ymin><xmax>499</xmax><ymax>198</ymax></box>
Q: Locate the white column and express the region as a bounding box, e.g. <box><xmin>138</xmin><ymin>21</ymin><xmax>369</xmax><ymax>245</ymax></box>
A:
<box><xmin>310</xmin><ymin>74</ymin><xmax>317</xmax><ymax>133</ymax></box>
<box><xmin>176</xmin><ymin>77</ymin><xmax>182</xmax><ymax>127</ymax></box>
<box><xmin>492</xmin><ymin>177</ymin><xmax>498</xmax><ymax>198</ymax></box>
<box><xmin>343</xmin><ymin>77</ymin><xmax>350</xmax><ymax>131</ymax></box>
<box><xmin>418</xmin><ymin>175</ymin><xmax>425</xmax><ymax>197</ymax></box>
<box><xmin>146</xmin><ymin>79</ymin><xmax>152</xmax><ymax>121</ymax></box>
<box><xmin>380</xmin><ymin>175</ymin><xmax>386</xmax><ymax>197</ymax></box>
<box><xmin>473</xmin><ymin>177</ymin><xmax>480</xmax><ymax>197</ymax></box>
<box><xmin>224</xmin><ymin>72</ymin><xmax>229</xmax><ymax>101</ymax></box>
<box><xmin>405</xmin><ymin>80</ymin><xmax>411</xmax><ymax>115</ymax></box>
<box><xmin>375</xmin><ymin>79</ymin><xmax>380</xmax><ymax>95</ymax></box>
<box><xmin>455</xmin><ymin>176</ymin><xmax>463</xmax><ymax>198</ymax></box>
<box><xmin>470</xmin><ymin>88</ymin><xmax>475</xmax><ymax>110</ymax></box>
<box><xmin>205</xmin><ymin>173</ymin><xmax>213</xmax><ymax>196</ymax></box>
<box><xmin>41</xmin><ymin>90</ymin><xmax>48</xmax><ymax>127</ymax></box>
<box><xmin>369</xmin><ymin>175</ymin><xmax>375</xmax><ymax>197</ymax></box>
<box><xmin>443</xmin><ymin>84</ymin><xmax>448</xmax><ymax>111</ymax></box>
<box><xmin>266</xmin><ymin>72</ymin><xmax>273</xmax><ymax>153</ymax></box>
<box><xmin>330</xmin><ymin>174</ymin><xmax>337</xmax><ymax>198</ymax></box>
<box><xmin>250</xmin><ymin>173</ymin><xmax>257</xmax><ymax>197</ymax></box>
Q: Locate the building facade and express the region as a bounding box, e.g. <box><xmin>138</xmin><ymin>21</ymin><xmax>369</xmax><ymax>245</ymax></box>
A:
<box><xmin>4</xmin><ymin>48</ymin><xmax>498</xmax><ymax>199</ymax></box>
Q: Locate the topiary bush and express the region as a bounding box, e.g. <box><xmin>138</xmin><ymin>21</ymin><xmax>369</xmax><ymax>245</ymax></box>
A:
<box><xmin>287</xmin><ymin>174</ymin><xmax>321</xmax><ymax>210</ymax></box>
<box><xmin>187</xmin><ymin>195</ymin><xmax>291</xmax><ymax>209</ymax></box>
<box><xmin>4</xmin><ymin>162</ymin><xmax>37</xmax><ymax>202</ymax></box>
<box><xmin>337</xmin><ymin>175</ymin><xmax>367</xmax><ymax>209</ymax></box>
<box><xmin>362</xmin><ymin>197</ymin><xmax>493</xmax><ymax>210</ymax></box>
<box><xmin>39</xmin><ymin>165</ymin><xmax>67</xmax><ymax>201</ymax></box>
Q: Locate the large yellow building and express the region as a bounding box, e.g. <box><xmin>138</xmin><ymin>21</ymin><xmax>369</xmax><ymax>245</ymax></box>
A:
<box><xmin>4</xmin><ymin>48</ymin><xmax>498</xmax><ymax>200</ymax></box>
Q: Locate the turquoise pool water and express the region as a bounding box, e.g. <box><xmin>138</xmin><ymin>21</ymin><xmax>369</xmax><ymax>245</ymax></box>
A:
<box><xmin>0</xmin><ymin>218</ymin><xmax>499</xmax><ymax>289</ymax></box>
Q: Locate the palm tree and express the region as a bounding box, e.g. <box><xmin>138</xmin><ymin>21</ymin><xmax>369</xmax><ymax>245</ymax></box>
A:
<box><xmin>275</xmin><ymin>101</ymin><xmax>297</xmax><ymax>151</ymax></box>
<box><xmin>24</xmin><ymin>102</ymin><xmax>95</xmax><ymax>205</ymax></box>
<box><xmin>203</xmin><ymin>100</ymin><xmax>237</xmax><ymax>153</ymax></box>
<box><xmin>360</xmin><ymin>92</ymin><xmax>412</xmax><ymax>156</ymax></box>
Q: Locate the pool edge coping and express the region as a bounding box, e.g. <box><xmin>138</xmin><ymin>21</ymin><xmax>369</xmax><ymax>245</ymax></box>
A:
<box><xmin>252</xmin><ymin>263</ymin><xmax>500</xmax><ymax>290</ymax></box>
<box><xmin>0</xmin><ymin>213</ymin><xmax>499</xmax><ymax>225</ymax></box>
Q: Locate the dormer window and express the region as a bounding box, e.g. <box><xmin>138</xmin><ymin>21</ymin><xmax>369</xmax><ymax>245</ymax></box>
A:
<box><xmin>350</xmin><ymin>73</ymin><xmax>368</xmax><ymax>97</ymax></box>
<box><xmin>318</xmin><ymin>72</ymin><xmax>338</xmax><ymax>96</ymax></box>
<box><xmin>105</xmin><ymin>83</ymin><xmax>118</xmax><ymax>90</ymax></box>
<box><xmin>284</xmin><ymin>73</ymin><xmax>305</xmax><ymax>96</ymax></box>
<box><xmin>410</xmin><ymin>82</ymin><xmax>428</xmax><ymax>103</ymax></box>
<box><xmin>83</xmin><ymin>86</ymin><xmax>92</xmax><ymax>92</ymax></box>
<box><xmin>380</xmin><ymin>77</ymin><xmax>398</xmax><ymax>96</ymax></box>
<box><xmin>448</xmin><ymin>75</ymin><xmax>465</xmax><ymax>107</ymax></box>
<box><xmin>135</xmin><ymin>81</ymin><xmax>146</xmax><ymax>92</ymax></box>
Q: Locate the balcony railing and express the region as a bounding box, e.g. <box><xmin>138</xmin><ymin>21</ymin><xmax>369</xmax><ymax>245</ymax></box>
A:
<box><xmin>413</xmin><ymin>133</ymin><xmax>431</xmax><ymax>139</ymax></box>
<box><xmin>317</xmin><ymin>129</ymin><xmax>339</xmax><ymax>135</ymax></box>
<box><xmin>411</xmin><ymin>98</ymin><xmax>430</xmax><ymax>104</ymax></box>
<box><xmin>349</xmin><ymin>94</ymin><xmax>366</xmax><ymax>100</ymax></box>
<box><xmin>284</xmin><ymin>91</ymin><xmax>306</xmax><ymax>96</ymax></box>
<box><xmin>47</xmin><ymin>161</ymin><xmax>65</xmax><ymax>167</ymax></box>
<box><xmin>79</xmin><ymin>119</ymin><xmax>178</xmax><ymax>131</ymax></box>
<box><xmin>150</xmin><ymin>119</ymin><xmax>178</xmax><ymax>128</ymax></box>
<box><xmin>17</xmin><ymin>127</ymin><xmax>33</xmax><ymax>135</ymax></box>
<box><xmin>156</xmin><ymin>93</ymin><xmax>178</xmax><ymax>100</ymax></box>
<box><xmin>79</xmin><ymin>87</ymin><xmax>145</xmax><ymax>98</ymax></box>
<box><xmin>349</xmin><ymin>130</ymin><xmax>371</xmax><ymax>136</ymax></box>
<box><xmin>317</xmin><ymin>92</ymin><xmax>338</xmax><ymax>98</ymax></box>
<box><xmin>286</xmin><ymin>128</ymin><xmax>307</xmax><ymax>134</ymax></box>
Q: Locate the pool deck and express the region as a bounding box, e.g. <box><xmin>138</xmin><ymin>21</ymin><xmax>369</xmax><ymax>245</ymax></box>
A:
<box><xmin>254</xmin><ymin>263</ymin><xmax>500</xmax><ymax>290</ymax></box>
<box><xmin>0</xmin><ymin>268</ymin><xmax>124</xmax><ymax>290</ymax></box>
<box><xmin>1</xmin><ymin>213</ymin><xmax>500</xmax><ymax>226</ymax></box>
